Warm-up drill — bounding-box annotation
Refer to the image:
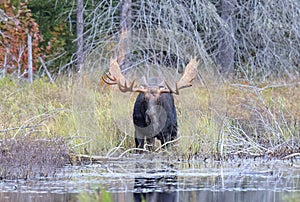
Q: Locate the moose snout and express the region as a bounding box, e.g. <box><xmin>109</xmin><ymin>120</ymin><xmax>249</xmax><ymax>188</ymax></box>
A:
<box><xmin>145</xmin><ymin>106</ymin><xmax>156</xmax><ymax>125</ymax></box>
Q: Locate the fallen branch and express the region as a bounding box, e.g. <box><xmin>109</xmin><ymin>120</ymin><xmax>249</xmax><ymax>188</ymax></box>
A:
<box><xmin>38</xmin><ymin>57</ymin><xmax>54</xmax><ymax>83</ymax></box>
<box><xmin>282</xmin><ymin>153</ymin><xmax>300</xmax><ymax>160</ymax></box>
<box><xmin>155</xmin><ymin>137</ymin><xmax>181</xmax><ymax>152</ymax></box>
<box><xmin>75</xmin><ymin>154</ymin><xmax>123</xmax><ymax>161</ymax></box>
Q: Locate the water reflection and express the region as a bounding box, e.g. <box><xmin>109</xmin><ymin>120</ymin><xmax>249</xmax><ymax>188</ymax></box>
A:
<box><xmin>0</xmin><ymin>158</ymin><xmax>299</xmax><ymax>202</ymax></box>
<box><xmin>1</xmin><ymin>188</ymin><xmax>298</xmax><ymax>202</ymax></box>
<box><xmin>133</xmin><ymin>165</ymin><xmax>178</xmax><ymax>202</ymax></box>
<box><xmin>133</xmin><ymin>177</ymin><xmax>177</xmax><ymax>202</ymax></box>
<box><xmin>0</xmin><ymin>192</ymin><xmax>76</xmax><ymax>202</ymax></box>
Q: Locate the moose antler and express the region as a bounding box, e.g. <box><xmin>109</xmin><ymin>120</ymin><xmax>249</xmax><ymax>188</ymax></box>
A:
<box><xmin>160</xmin><ymin>57</ymin><xmax>199</xmax><ymax>94</ymax></box>
<box><xmin>103</xmin><ymin>57</ymin><xmax>127</xmax><ymax>85</ymax></box>
<box><xmin>102</xmin><ymin>58</ymin><xmax>148</xmax><ymax>93</ymax></box>
<box><xmin>102</xmin><ymin>57</ymin><xmax>198</xmax><ymax>94</ymax></box>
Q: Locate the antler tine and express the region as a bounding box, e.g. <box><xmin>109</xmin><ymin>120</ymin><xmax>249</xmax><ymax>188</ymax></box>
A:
<box><xmin>102</xmin><ymin>72</ymin><xmax>117</xmax><ymax>85</ymax></box>
<box><xmin>159</xmin><ymin>57</ymin><xmax>198</xmax><ymax>95</ymax></box>
<box><xmin>159</xmin><ymin>81</ymin><xmax>177</xmax><ymax>94</ymax></box>
<box><xmin>102</xmin><ymin>57</ymin><xmax>148</xmax><ymax>93</ymax></box>
<box><xmin>109</xmin><ymin>57</ymin><xmax>127</xmax><ymax>85</ymax></box>
<box><xmin>118</xmin><ymin>80</ymin><xmax>135</xmax><ymax>92</ymax></box>
<box><xmin>102</xmin><ymin>57</ymin><xmax>133</xmax><ymax>91</ymax></box>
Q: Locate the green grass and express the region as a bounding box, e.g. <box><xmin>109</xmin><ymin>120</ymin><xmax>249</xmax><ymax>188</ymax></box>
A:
<box><xmin>0</xmin><ymin>75</ymin><xmax>299</xmax><ymax>162</ymax></box>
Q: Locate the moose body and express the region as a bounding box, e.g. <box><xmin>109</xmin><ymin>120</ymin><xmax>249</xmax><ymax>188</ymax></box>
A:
<box><xmin>103</xmin><ymin>57</ymin><xmax>198</xmax><ymax>151</ymax></box>
<box><xmin>133</xmin><ymin>91</ymin><xmax>177</xmax><ymax>150</ymax></box>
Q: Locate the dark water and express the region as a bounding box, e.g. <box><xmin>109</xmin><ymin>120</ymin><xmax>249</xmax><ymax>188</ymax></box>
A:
<box><xmin>0</xmin><ymin>157</ymin><xmax>299</xmax><ymax>202</ymax></box>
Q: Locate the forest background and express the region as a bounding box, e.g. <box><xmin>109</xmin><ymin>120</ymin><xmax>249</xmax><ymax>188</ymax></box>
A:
<box><xmin>0</xmin><ymin>0</ymin><xmax>299</xmax><ymax>179</ymax></box>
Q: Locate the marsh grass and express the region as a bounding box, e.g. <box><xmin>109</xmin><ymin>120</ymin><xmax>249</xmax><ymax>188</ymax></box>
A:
<box><xmin>0</xmin><ymin>75</ymin><xmax>299</xmax><ymax>178</ymax></box>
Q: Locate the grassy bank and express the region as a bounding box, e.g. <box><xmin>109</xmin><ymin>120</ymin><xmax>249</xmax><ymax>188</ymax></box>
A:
<box><xmin>0</xmin><ymin>75</ymin><xmax>299</xmax><ymax>178</ymax></box>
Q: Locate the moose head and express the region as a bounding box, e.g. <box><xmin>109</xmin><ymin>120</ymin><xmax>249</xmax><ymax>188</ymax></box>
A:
<box><xmin>103</xmin><ymin>57</ymin><xmax>198</xmax><ymax>151</ymax></box>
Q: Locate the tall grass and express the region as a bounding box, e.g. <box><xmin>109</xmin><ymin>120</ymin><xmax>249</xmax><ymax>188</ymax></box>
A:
<box><xmin>0</xmin><ymin>74</ymin><xmax>299</xmax><ymax>170</ymax></box>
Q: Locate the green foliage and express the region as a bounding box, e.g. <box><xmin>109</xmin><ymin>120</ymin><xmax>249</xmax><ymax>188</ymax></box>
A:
<box><xmin>27</xmin><ymin>0</ymin><xmax>103</xmax><ymax>72</ymax></box>
<box><xmin>28</xmin><ymin>0</ymin><xmax>77</xmax><ymax>72</ymax></box>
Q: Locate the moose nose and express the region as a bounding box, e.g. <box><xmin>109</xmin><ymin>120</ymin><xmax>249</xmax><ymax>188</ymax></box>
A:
<box><xmin>145</xmin><ymin>108</ymin><xmax>153</xmax><ymax>125</ymax></box>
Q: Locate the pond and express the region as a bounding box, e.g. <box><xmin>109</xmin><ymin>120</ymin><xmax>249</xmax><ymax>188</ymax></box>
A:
<box><xmin>0</xmin><ymin>155</ymin><xmax>299</xmax><ymax>202</ymax></box>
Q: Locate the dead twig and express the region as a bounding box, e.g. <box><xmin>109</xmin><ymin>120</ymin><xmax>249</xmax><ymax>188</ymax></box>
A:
<box><xmin>38</xmin><ymin>56</ymin><xmax>54</xmax><ymax>83</ymax></box>
<box><xmin>282</xmin><ymin>153</ymin><xmax>300</xmax><ymax>160</ymax></box>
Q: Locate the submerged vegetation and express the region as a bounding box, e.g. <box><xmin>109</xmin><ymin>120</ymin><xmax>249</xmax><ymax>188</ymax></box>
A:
<box><xmin>0</xmin><ymin>73</ymin><xmax>299</xmax><ymax>179</ymax></box>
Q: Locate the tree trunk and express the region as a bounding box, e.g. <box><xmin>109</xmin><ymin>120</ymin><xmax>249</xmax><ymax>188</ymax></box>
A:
<box><xmin>119</xmin><ymin>0</ymin><xmax>132</xmax><ymax>70</ymax></box>
<box><xmin>217</xmin><ymin>0</ymin><xmax>236</xmax><ymax>77</ymax></box>
<box><xmin>76</xmin><ymin>0</ymin><xmax>84</xmax><ymax>73</ymax></box>
<box><xmin>27</xmin><ymin>33</ymin><xmax>33</xmax><ymax>83</ymax></box>
<box><xmin>2</xmin><ymin>49</ymin><xmax>8</xmax><ymax>78</ymax></box>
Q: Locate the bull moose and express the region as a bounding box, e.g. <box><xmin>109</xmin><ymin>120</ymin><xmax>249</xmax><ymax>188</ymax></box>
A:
<box><xmin>103</xmin><ymin>57</ymin><xmax>198</xmax><ymax>151</ymax></box>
